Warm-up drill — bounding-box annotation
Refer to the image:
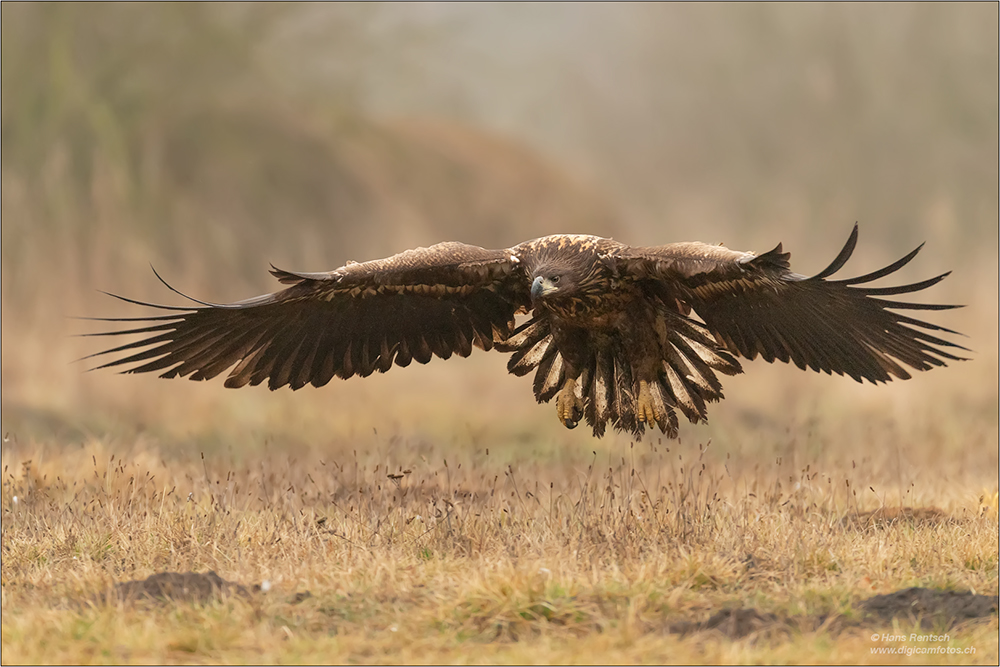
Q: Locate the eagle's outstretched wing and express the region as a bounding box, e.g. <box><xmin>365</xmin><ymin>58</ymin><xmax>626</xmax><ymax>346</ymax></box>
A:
<box><xmin>82</xmin><ymin>242</ymin><xmax>530</xmax><ymax>389</ymax></box>
<box><xmin>614</xmin><ymin>225</ymin><xmax>967</xmax><ymax>383</ymax></box>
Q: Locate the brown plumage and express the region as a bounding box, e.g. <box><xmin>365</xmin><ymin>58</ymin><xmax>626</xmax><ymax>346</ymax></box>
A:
<box><xmin>83</xmin><ymin>226</ymin><xmax>967</xmax><ymax>438</ymax></box>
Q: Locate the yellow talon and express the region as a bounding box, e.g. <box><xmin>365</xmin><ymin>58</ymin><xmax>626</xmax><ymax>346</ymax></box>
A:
<box><xmin>637</xmin><ymin>380</ymin><xmax>659</xmax><ymax>425</ymax></box>
<box><xmin>556</xmin><ymin>378</ymin><xmax>584</xmax><ymax>429</ymax></box>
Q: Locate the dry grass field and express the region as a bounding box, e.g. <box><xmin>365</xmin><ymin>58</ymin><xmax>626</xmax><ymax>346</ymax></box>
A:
<box><xmin>2</xmin><ymin>286</ymin><xmax>997</xmax><ymax>663</ymax></box>
<box><xmin>2</xmin><ymin>4</ymin><xmax>997</xmax><ymax>664</ymax></box>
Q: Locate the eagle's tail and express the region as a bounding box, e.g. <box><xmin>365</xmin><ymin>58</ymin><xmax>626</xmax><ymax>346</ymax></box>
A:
<box><xmin>645</xmin><ymin>309</ymin><xmax>743</xmax><ymax>435</ymax></box>
<box><xmin>571</xmin><ymin>310</ymin><xmax>742</xmax><ymax>439</ymax></box>
<box><xmin>499</xmin><ymin>312</ymin><xmax>742</xmax><ymax>439</ymax></box>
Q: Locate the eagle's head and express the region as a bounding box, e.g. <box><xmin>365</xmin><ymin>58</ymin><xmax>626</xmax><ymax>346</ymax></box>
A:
<box><xmin>530</xmin><ymin>271</ymin><xmax>569</xmax><ymax>300</ymax></box>
<box><xmin>528</xmin><ymin>257</ymin><xmax>611</xmax><ymax>318</ymax></box>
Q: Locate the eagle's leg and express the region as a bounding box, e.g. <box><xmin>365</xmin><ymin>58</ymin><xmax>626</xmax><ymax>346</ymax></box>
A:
<box><xmin>555</xmin><ymin>377</ymin><xmax>584</xmax><ymax>429</ymax></box>
<box><xmin>636</xmin><ymin>380</ymin><xmax>662</xmax><ymax>426</ymax></box>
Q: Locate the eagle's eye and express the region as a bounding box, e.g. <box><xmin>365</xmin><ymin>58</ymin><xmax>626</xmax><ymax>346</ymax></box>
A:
<box><xmin>550</xmin><ymin>275</ymin><xmax>561</xmax><ymax>284</ymax></box>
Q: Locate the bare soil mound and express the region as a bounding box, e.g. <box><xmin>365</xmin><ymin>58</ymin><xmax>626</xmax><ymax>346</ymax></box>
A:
<box><xmin>669</xmin><ymin>587</ymin><xmax>997</xmax><ymax>641</ymax></box>
<box><xmin>109</xmin><ymin>571</ymin><xmax>255</xmax><ymax>605</ymax></box>
<box><xmin>859</xmin><ymin>587</ymin><xmax>999</xmax><ymax>630</ymax></box>
<box><xmin>669</xmin><ymin>607</ymin><xmax>787</xmax><ymax>640</ymax></box>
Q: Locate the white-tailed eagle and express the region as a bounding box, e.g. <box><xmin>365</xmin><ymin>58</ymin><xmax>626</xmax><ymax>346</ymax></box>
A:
<box><xmin>84</xmin><ymin>225</ymin><xmax>966</xmax><ymax>438</ymax></box>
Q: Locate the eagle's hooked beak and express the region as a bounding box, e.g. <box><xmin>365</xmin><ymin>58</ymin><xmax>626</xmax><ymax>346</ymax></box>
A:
<box><xmin>531</xmin><ymin>276</ymin><xmax>559</xmax><ymax>300</ymax></box>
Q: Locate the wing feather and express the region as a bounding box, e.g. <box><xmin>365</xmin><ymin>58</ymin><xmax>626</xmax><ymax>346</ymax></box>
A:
<box><xmin>615</xmin><ymin>225</ymin><xmax>967</xmax><ymax>384</ymax></box>
<box><xmin>84</xmin><ymin>242</ymin><xmax>529</xmax><ymax>389</ymax></box>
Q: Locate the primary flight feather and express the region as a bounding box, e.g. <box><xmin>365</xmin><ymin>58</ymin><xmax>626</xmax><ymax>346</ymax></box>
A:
<box><xmin>83</xmin><ymin>225</ymin><xmax>967</xmax><ymax>438</ymax></box>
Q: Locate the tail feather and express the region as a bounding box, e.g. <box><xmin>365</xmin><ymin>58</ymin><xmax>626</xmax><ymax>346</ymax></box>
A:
<box><xmin>533</xmin><ymin>345</ymin><xmax>565</xmax><ymax>401</ymax></box>
<box><xmin>591</xmin><ymin>349</ymin><xmax>614</xmax><ymax>431</ymax></box>
<box><xmin>648</xmin><ymin>379</ymin><xmax>678</xmax><ymax>438</ymax></box>
<box><xmin>661</xmin><ymin>362</ymin><xmax>705</xmax><ymax>424</ymax></box>
<box><xmin>505</xmin><ymin>318</ymin><xmax>552</xmax><ymax>376</ymax></box>
<box><xmin>497</xmin><ymin>317</ymin><xmax>548</xmax><ymax>352</ymax></box>
<box><xmin>682</xmin><ymin>333</ymin><xmax>742</xmax><ymax>375</ymax></box>
<box><xmin>663</xmin><ymin>338</ymin><xmax>724</xmax><ymax>400</ymax></box>
<box><xmin>579</xmin><ymin>358</ymin><xmax>600</xmax><ymax>437</ymax></box>
<box><xmin>611</xmin><ymin>355</ymin><xmax>637</xmax><ymax>434</ymax></box>
<box><xmin>500</xmin><ymin>309</ymin><xmax>744</xmax><ymax>439</ymax></box>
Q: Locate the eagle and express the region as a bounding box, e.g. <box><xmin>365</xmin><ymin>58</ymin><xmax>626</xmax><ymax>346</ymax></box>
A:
<box><xmin>84</xmin><ymin>225</ymin><xmax>966</xmax><ymax>439</ymax></box>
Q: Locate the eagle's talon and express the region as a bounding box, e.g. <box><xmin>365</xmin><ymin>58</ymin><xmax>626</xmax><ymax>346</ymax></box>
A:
<box><xmin>556</xmin><ymin>378</ymin><xmax>584</xmax><ymax>430</ymax></box>
<box><xmin>636</xmin><ymin>380</ymin><xmax>660</xmax><ymax>425</ymax></box>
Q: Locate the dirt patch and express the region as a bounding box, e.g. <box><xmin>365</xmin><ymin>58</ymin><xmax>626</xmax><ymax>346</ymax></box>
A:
<box><xmin>860</xmin><ymin>587</ymin><xmax>999</xmax><ymax>630</ymax></box>
<box><xmin>107</xmin><ymin>571</ymin><xmax>256</xmax><ymax>605</ymax></box>
<box><xmin>91</xmin><ymin>571</ymin><xmax>317</xmax><ymax>607</ymax></box>
<box><xmin>669</xmin><ymin>587</ymin><xmax>997</xmax><ymax>641</ymax></box>
<box><xmin>669</xmin><ymin>607</ymin><xmax>788</xmax><ymax>640</ymax></box>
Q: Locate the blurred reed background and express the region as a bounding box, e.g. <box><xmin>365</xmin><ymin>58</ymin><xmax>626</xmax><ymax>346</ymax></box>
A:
<box><xmin>1</xmin><ymin>3</ymin><xmax>996</xmax><ymax>458</ymax></box>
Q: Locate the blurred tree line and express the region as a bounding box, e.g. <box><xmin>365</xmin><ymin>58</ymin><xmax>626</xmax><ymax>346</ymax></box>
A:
<box><xmin>1</xmin><ymin>3</ymin><xmax>620</xmax><ymax>309</ymax></box>
<box><xmin>1</xmin><ymin>3</ymin><xmax>996</xmax><ymax>315</ymax></box>
<box><xmin>336</xmin><ymin>3</ymin><xmax>996</xmax><ymax>257</ymax></box>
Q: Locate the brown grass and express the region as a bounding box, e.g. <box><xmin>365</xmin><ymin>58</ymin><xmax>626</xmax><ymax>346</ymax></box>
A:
<box><xmin>2</xmin><ymin>320</ymin><xmax>997</xmax><ymax>662</ymax></box>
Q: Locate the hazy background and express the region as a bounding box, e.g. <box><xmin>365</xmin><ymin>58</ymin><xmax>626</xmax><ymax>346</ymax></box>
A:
<box><xmin>2</xmin><ymin>4</ymin><xmax>996</xmax><ymax>463</ymax></box>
